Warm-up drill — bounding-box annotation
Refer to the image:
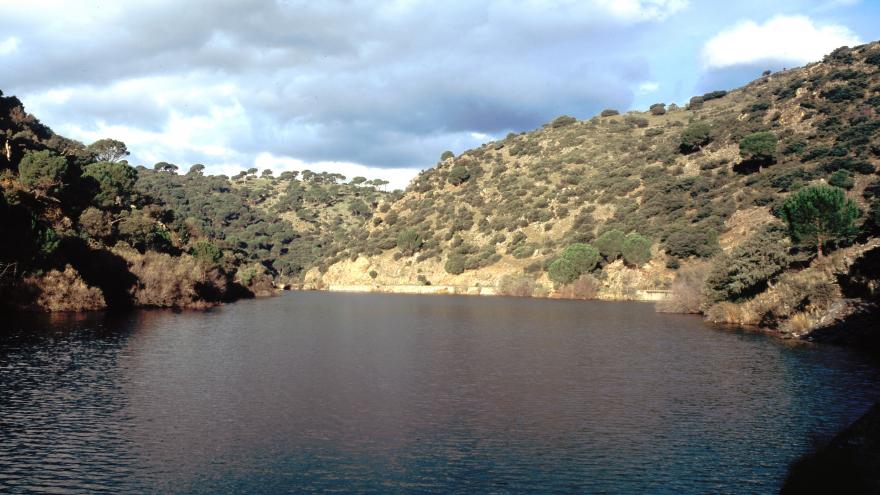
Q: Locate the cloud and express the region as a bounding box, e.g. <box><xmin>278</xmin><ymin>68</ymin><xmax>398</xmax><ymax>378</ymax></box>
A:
<box><xmin>636</xmin><ymin>81</ymin><xmax>660</xmax><ymax>94</ymax></box>
<box><xmin>0</xmin><ymin>36</ymin><xmax>20</xmax><ymax>55</ymax></box>
<box><xmin>701</xmin><ymin>15</ymin><xmax>862</xmax><ymax>69</ymax></box>
<box><xmin>0</xmin><ymin>1</ymin><xmax>694</xmax><ymax>182</ymax></box>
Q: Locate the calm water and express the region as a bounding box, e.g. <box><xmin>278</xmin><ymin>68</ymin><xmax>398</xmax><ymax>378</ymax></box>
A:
<box><xmin>1</xmin><ymin>293</ymin><xmax>879</xmax><ymax>494</ymax></box>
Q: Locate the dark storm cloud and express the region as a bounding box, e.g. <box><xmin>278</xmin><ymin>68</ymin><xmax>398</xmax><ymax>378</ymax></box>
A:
<box><xmin>1</xmin><ymin>0</ymin><xmax>684</xmax><ymax>170</ymax></box>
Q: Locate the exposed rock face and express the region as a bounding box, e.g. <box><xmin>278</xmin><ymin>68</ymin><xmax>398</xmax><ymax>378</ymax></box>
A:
<box><xmin>782</xmin><ymin>403</ymin><xmax>880</xmax><ymax>495</ymax></box>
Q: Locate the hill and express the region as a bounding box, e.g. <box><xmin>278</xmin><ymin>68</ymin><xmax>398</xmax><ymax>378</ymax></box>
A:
<box><xmin>305</xmin><ymin>42</ymin><xmax>880</xmax><ymax>338</ymax></box>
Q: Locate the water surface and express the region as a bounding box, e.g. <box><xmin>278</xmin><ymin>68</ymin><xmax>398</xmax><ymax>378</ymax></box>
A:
<box><xmin>1</xmin><ymin>293</ymin><xmax>879</xmax><ymax>493</ymax></box>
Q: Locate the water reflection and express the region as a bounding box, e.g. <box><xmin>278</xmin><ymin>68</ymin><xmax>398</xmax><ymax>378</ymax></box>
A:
<box><xmin>1</xmin><ymin>294</ymin><xmax>879</xmax><ymax>494</ymax></box>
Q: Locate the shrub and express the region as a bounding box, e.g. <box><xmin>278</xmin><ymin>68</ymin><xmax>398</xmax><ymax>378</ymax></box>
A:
<box><xmin>396</xmin><ymin>229</ymin><xmax>423</xmax><ymax>255</ymax></box>
<box><xmin>78</xmin><ymin>207</ymin><xmax>113</xmax><ymax>240</ymax></box>
<box><xmin>496</xmin><ymin>274</ymin><xmax>537</xmax><ymax>297</ymax></box>
<box><xmin>739</xmin><ymin>131</ymin><xmax>778</xmax><ymax>163</ymax></box>
<box><xmin>440</xmin><ymin>150</ymin><xmax>454</xmax><ymax>161</ymax></box>
<box><xmin>550</xmin><ymin>115</ymin><xmax>577</xmax><ymax>128</ymax></box>
<box><xmin>190</xmin><ymin>241</ymin><xmax>224</xmax><ymax>266</ymax></box>
<box><xmin>512</xmin><ymin>243</ymin><xmax>537</xmax><ymax>259</ymax></box>
<box><xmin>680</xmin><ymin>121</ymin><xmax>711</xmax><ymax>152</ymax></box>
<box><xmin>593</xmin><ymin>229</ymin><xmax>625</xmax><ymax>260</ymax></box>
<box><xmin>369</xmin><ymin>270</ymin><xmax>378</xmax><ymax>279</ymax></box>
<box><xmin>778</xmin><ymin>185</ymin><xmax>859</xmax><ymax>257</ymax></box>
<box><xmin>656</xmin><ymin>261</ymin><xmax>710</xmax><ymax>313</ymax></box>
<box><xmin>688</xmin><ymin>96</ymin><xmax>704</xmax><ymax>110</ymax></box>
<box><xmin>548</xmin><ymin>258</ymin><xmax>579</xmax><ymax>284</ymax></box>
<box><xmin>649</xmin><ymin>103</ymin><xmax>666</xmax><ymax>115</ymax></box>
<box><xmin>621</xmin><ymin>233</ymin><xmax>652</xmax><ymax>266</ymax></box>
<box><xmin>702</xmin><ymin>90</ymin><xmax>727</xmax><ymax>100</ymax></box>
<box><xmin>444</xmin><ymin>253</ymin><xmax>467</xmax><ymax>275</ymax></box>
<box><xmin>560</xmin><ymin>243</ymin><xmax>600</xmax><ymax>273</ymax></box>
<box><xmin>448</xmin><ymin>165</ymin><xmax>470</xmax><ymax>185</ymax></box>
<box><xmin>556</xmin><ymin>275</ymin><xmax>599</xmax><ymax>299</ymax></box>
<box><xmin>828</xmin><ymin>170</ymin><xmax>854</xmax><ymax>190</ymax></box>
<box><xmin>600</xmin><ymin>109</ymin><xmax>619</xmax><ymax>117</ymax></box>
<box><xmin>18</xmin><ymin>150</ymin><xmax>68</xmax><ymax>192</ymax></box>
<box><xmin>703</xmin><ymin>225</ymin><xmax>790</xmax><ymax>304</ymax></box>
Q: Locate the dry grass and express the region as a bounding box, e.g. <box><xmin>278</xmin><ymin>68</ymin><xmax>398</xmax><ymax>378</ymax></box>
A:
<box><xmin>656</xmin><ymin>260</ymin><xmax>710</xmax><ymax>313</ymax></box>
<box><xmin>22</xmin><ymin>265</ymin><xmax>106</xmax><ymax>311</ymax></box>
<box><xmin>556</xmin><ymin>274</ymin><xmax>599</xmax><ymax>300</ymax></box>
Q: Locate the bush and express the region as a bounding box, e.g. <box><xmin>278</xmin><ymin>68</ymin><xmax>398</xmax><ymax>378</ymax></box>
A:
<box><xmin>550</xmin><ymin>115</ymin><xmax>577</xmax><ymax>128</ymax></box>
<box><xmin>621</xmin><ymin>233</ymin><xmax>652</xmax><ymax>266</ymax></box>
<box><xmin>78</xmin><ymin>207</ymin><xmax>113</xmax><ymax>240</ymax></box>
<box><xmin>548</xmin><ymin>258</ymin><xmax>579</xmax><ymax>284</ymax></box>
<box><xmin>444</xmin><ymin>254</ymin><xmax>467</xmax><ymax>275</ymax></box>
<box><xmin>440</xmin><ymin>150</ymin><xmax>454</xmax><ymax>161</ymax></box>
<box><xmin>448</xmin><ymin>165</ymin><xmax>470</xmax><ymax>185</ymax></box>
<box><xmin>496</xmin><ymin>274</ymin><xmax>537</xmax><ymax>297</ymax></box>
<box><xmin>511</xmin><ymin>243</ymin><xmax>537</xmax><ymax>259</ymax></box>
<box><xmin>396</xmin><ymin>229</ymin><xmax>423</xmax><ymax>255</ymax></box>
<box><xmin>680</xmin><ymin>121</ymin><xmax>711</xmax><ymax>152</ymax></box>
<box><xmin>593</xmin><ymin>229</ymin><xmax>625</xmax><ymax>260</ymax></box>
<box><xmin>656</xmin><ymin>261</ymin><xmax>710</xmax><ymax>313</ymax></box>
<box><xmin>556</xmin><ymin>275</ymin><xmax>599</xmax><ymax>300</ymax></box>
<box><xmin>703</xmin><ymin>225</ymin><xmax>790</xmax><ymax>304</ymax></box>
<box><xmin>369</xmin><ymin>270</ymin><xmax>378</xmax><ymax>279</ymax></box>
<box><xmin>739</xmin><ymin>131</ymin><xmax>778</xmax><ymax>163</ymax></box>
<box><xmin>649</xmin><ymin>103</ymin><xmax>666</xmax><ymax>115</ymax></box>
<box><xmin>828</xmin><ymin>170</ymin><xmax>854</xmax><ymax>190</ymax></box>
<box><xmin>18</xmin><ymin>150</ymin><xmax>68</xmax><ymax>192</ymax></box>
<box><xmin>190</xmin><ymin>241</ymin><xmax>224</xmax><ymax>266</ymax></box>
<box><xmin>600</xmin><ymin>109</ymin><xmax>619</xmax><ymax>117</ymax></box>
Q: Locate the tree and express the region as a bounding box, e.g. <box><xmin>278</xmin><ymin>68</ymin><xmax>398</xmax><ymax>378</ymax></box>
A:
<box><xmin>621</xmin><ymin>233</ymin><xmax>652</xmax><ymax>266</ymax></box>
<box><xmin>153</xmin><ymin>162</ymin><xmax>178</xmax><ymax>173</ymax></box>
<box><xmin>680</xmin><ymin>121</ymin><xmax>711</xmax><ymax>152</ymax></box>
<box><xmin>82</xmin><ymin>161</ymin><xmax>138</xmax><ymax>208</ymax></box>
<box><xmin>739</xmin><ymin>131</ymin><xmax>777</xmax><ymax>164</ymax></box>
<box><xmin>396</xmin><ymin>229</ymin><xmax>423</xmax><ymax>255</ymax></box>
<box><xmin>87</xmin><ymin>139</ymin><xmax>129</xmax><ymax>163</ymax></box>
<box><xmin>548</xmin><ymin>258</ymin><xmax>579</xmax><ymax>284</ymax></box>
<box><xmin>187</xmin><ymin>164</ymin><xmax>206</xmax><ymax>176</ymax></box>
<box><xmin>440</xmin><ymin>150</ymin><xmax>455</xmax><ymax>161</ymax></box>
<box><xmin>261</xmin><ymin>169</ymin><xmax>273</xmax><ymax>178</ymax></box>
<box><xmin>350</xmin><ymin>176</ymin><xmax>367</xmax><ymax>186</ymax></box>
<box><xmin>649</xmin><ymin>103</ymin><xmax>666</xmax><ymax>115</ymax></box>
<box><xmin>778</xmin><ymin>184</ymin><xmax>859</xmax><ymax>257</ymax></box>
<box><xmin>593</xmin><ymin>229</ymin><xmax>625</xmax><ymax>260</ymax></box>
<box><xmin>78</xmin><ymin>207</ymin><xmax>113</xmax><ymax>239</ymax></box>
<box><xmin>448</xmin><ymin>165</ymin><xmax>470</xmax><ymax>185</ymax></box>
<box><xmin>18</xmin><ymin>150</ymin><xmax>67</xmax><ymax>192</ymax></box>
<box><xmin>560</xmin><ymin>243</ymin><xmax>600</xmax><ymax>273</ymax></box>
<box><xmin>704</xmin><ymin>225</ymin><xmax>790</xmax><ymax>304</ymax></box>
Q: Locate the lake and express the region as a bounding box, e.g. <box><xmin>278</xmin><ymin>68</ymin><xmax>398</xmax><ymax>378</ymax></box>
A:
<box><xmin>1</xmin><ymin>292</ymin><xmax>879</xmax><ymax>494</ymax></box>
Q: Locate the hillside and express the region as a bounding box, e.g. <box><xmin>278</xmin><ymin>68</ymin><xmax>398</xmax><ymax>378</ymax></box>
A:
<box><xmin>0</xmin><ymin>90</ymin><xmax>386</xmax><ymax>310</ymax></box>
<box><xmin>305</xmin><ymin>42</ymin><xmax>880</xmax><ymax>338</ymax></box>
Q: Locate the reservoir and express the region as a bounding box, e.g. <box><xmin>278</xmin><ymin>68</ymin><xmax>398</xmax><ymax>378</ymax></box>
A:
<box><xmin>1</xmin><ymin>292</ymin><xmax>879</xmax><ymax>493</ymax></box>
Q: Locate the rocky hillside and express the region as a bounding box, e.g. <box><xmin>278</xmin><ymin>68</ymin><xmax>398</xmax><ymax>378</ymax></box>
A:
<box><xmin>306</xmin><ymin>42</ymin><xmax>880</xmax><ymax>336</ymax></box>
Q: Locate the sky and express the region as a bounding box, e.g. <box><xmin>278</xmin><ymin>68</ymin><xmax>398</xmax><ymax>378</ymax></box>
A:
<box><xmin>1</xmin><ymin>0</ymin><xmax>879</xmax><ymax>189</ymax></box>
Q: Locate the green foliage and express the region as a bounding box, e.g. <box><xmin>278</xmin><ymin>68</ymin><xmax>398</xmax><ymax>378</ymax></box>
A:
<box><xmin>600</xmin><ymin>109</ymin><xmax>619</xmax><ymax>117</ymax></box>
<box><xmin>440</xmin><ymin>150</ymin><xmax>454</xmax><ymax>161</ymax></box>
<box><xmin>190</xmin><ymin>241</ymin><xmax>224</xmax><ymax>266</ymax></box>
<box><xmin>548</xmin><ymin>258</ymin><xmax>579</xmax><ymax>284</ymax></box>
<box><xmin>621</xmin><ymin>233</ymin><xmax>652</xmax><ymax>266</ymax></box>
<box><xmin>18</xmin><ymin>150</ymin><xmax>67</xmax><ymax>191</ymax></box>
<box><xmin>396</xmin><ymin>229</ymin><xmax>423</xmax><ymax>255</ymax></box>
<box><xmin>828</xmin><ymin>170</ymin><xmax>854</xmax><ymax>190</ymax></box>
<box><xmin>78</xmin><ymin>207</ymin><xmax>112</xmax><ymax>239</ymax></box>
<box><xmin>82</xmin><ymin>161</ymin><xmax>138</xmax><ymax>208</ymax></box>
<box><xmin>369</xmin><ymin>269</ymin><xmax>378</xmax><ymax>279</ymax></box>
<box><xmin>680</xmin><ymin>121</ymin><xmax>711</xmax><ymax>152</ymax></box>
<box><xmin>444</xmin><ymin>253</ymin><xmax>466</xmax><ymax>275</ymax></box>
<box><xmin>739</xmin><ymin>131</ymin><xmax>778</xmax><ymax>163</ymax></box>
<box><xmin>560</xmin><ymin>243</ymin><xmax>600</xmax><ymax>273</ymax></box>
<box><xmin>550</xmin><ymin>115</ymin><xmax>577</xmax><ymax>128</ymax></box>
<box><xmin>87</xmin><ymin>138</ymin><xmax>129</xmax><ymax>163</ymax></box>
<box><xmin>779</xmin><ymin>185</ymin><xmax>859</xmax><ymax>256</ymax></box>
<box><xmin>448</xmin><ymin>165</ymin><xmax>470</xmax><ymax>185</ymax></box>
<box><xmin>593</xmin><ymin>229</ymin><xmax>625</xmax><ymax>260</ymax></box>
<box><xmin>704</xmin><ymin>225</ymin><xmax>790</xmax><ymax>303</ymax></box>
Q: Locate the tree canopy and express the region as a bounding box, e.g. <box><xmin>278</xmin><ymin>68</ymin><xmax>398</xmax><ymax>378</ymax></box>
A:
<box><xmin>778</xmin><ymin>184</ymin><xmax>859</xmax><ymax>257</ymax></box>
